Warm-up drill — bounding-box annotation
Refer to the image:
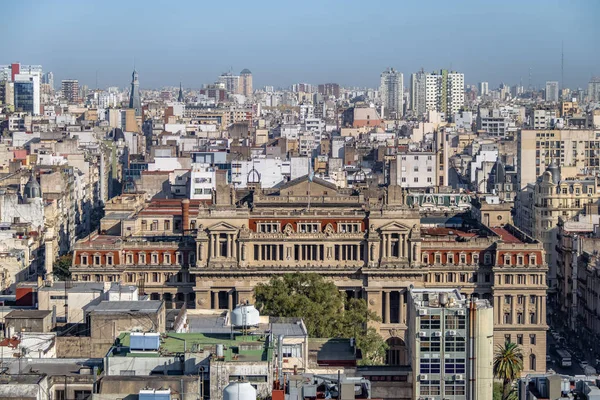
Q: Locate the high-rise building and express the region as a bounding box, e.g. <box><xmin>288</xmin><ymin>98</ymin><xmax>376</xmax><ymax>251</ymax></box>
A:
<box><xmin>424</xmin><ymin>70</ymin><xmax>465</xmax><ymax>121</ymax></box>
<box><xmin>410</xmin><ymin>69</ymin><xmax>427</xmax><ymax>117</ymax></box>
<box><xmin>239</xmin><ymin>69</ymin><xmax>253</xmax><ymax>97</ymax></box>
<box><xmin>478</xmin><ymin>81</ymin><xmax>489</xmax><ymax>96</ymax></box>
<box><xmin>407</xmin><ymin>288</ymin><xmax>494</xmax><ymax>400</ymax></box>
<box><xmin>129</xmin><ymin>69</ymin><xmax>141</xmax><ymax>117</ymax></box>
<box><xmin>218</xmin><ymin>72</ymin><xmax>240</xmax><ymax>95</ymax></box>
<box><xmin>380</xmin><ymin>67</ymin><xmax>403</xmax><ymax>119</ymax></box>
<box><xmin>13</xmin><ymin>79</ymin><xmax>35</xmax><ymax>114</ymax></box>
<box><xmin>61</xmin><ymin>79</ymin><xmax>79</xmax><ymax>103</ymax></box>
<box><xmin>545</xmin><ymin>81</ymin><xmax>559</xmax><ymax>102</ymax></box>
<box><xmin>42</xmin><ymin>71</ymin><xmax>54</xmax><ymax>90</ymax></box>
<box><xmin>13</xmin><ymin>73</ymin><xmax>40</xmax><ymax>115</ymax></box>
<box><xmin>317</xmin><ymin>83</ymin><xmax>340</xmax><ymax>98</ymax></box>
<box><xmin>0</xmin><ymin>80</ymin><xmax>14</xmax><ymax>107</ymax></box>
<box><xmin>588</xmin><ymin>77</ymin><xmax>600</xmax><ymax>102</ymax></box>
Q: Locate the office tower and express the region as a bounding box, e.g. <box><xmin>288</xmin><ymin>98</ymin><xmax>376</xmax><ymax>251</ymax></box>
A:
<box><xmin>410</xmin><ymin>69</ymin><xmax>427</xmax><ymax>117</ymax></box>
<box><xmin>239</xmin><ymin>69</ymin><xmax>253</xmax><ymax>97</ymax></box>
<box><xmin>589</xmin><ymin>77</ymin><xmax>600</xmax><ymax>102</ymax></box>
<box><xmin>219</xmin><ymin>72</ymin><xmax>240</xmax><ymax>94</ymax></box>
<box><xmin>424</xmin><ymin>70</ymin><xmax>465</xmax><ymax>121</ymax></box>
<box><xmin>129</xmin><ymin>69</ymin><xmax>141</xmax><ymax>117</ymax></box>
<box><xmin>13</xmin><ymin>79</ymin><xmax>35</xmax><ymax>114</ymax></box>
<box><xmin>14</xmin><ymin>73</ymin><xmax>40</xmax><ymax>115</ymax></box>
<box><xmin>408</xmin><ymin>288</ymin><xmax>494</xmax><ymax>400</ymax></box>
<box><xmin>0</xmin><ymin>81</ymin><xmax>14</xmax><ymax>107</ymax></box>
<box><xmin>42</xmin><ymin>72</ymin><xmax>54</xmax><ymax>89</ymax></box>
<box><xmin>178</xmin><ymin>82</ymin><xmax>184</xmax><ymax>103</ymax></box>
<box><xmin>545</xmin><ymin>81</ymin><xmax>559</xmax><ymax>102</ymax></box>
<box><xmin>317</xmin><ymin>83</ymin><xmax>340</xmax><ymax>98</ymax></box>
<box><xmin>478</xmin><ymin>81</ymin><xmax>489</xmax><ymax>96</ymax></box>
<box><xmin>380</xmin><ymin>67</ymin><xmax>403</xmax><ymax>118</ymax></box>
<box><xmin>61</xmin><ymin>79</ymin><xmax>79</xmax><ymax>103</ymax></box>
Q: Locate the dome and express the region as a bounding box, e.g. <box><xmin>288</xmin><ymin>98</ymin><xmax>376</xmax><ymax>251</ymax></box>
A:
<box><xmin>24</xmin><ymin>172</ymin><xmax>41</xmax><ymax>200</ymax></box>
<box><xmin>546</xmin><ymin>161</ymin><xmax>561</xmax><ymax>185</ymax></box>
<box><xmin>240</xmin><ymin>69</ymin><xmax>252</xmax><ymax>75</ymax></box>
<box><xmin>230</xmin><ymin>304</ymin><xmax>260</xmax><ymax>327</ymax></box>
<box><xmin>223</xmin><ymin>382</ymin><xmax>256</xmax><ymax>400</ymax></box>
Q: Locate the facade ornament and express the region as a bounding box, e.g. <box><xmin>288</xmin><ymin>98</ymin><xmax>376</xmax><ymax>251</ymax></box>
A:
<box><xmin>324</xmin><ymin>223</ymin><xmax>334</xmax><ymax>236</ymax></box>
<box><xmin>284</xmin><ymin>223</ymin><xmax>294</xmax><ymax>236</ymax></box>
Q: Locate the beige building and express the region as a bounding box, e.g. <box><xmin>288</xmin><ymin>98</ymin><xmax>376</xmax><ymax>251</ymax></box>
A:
<box><xmin>515</xmin><ymin>165</ymin><xmax>600</xmax><ymax>292</ymax></box>
<box><xmin>517</xmin><ymin>128</ymin><xmax>600</xmax><ymax>189</ymax></box>
<box><xmin>239</xmin><ymin>69</ymin><xmax>253</xmax><ymax>97</ymax></box>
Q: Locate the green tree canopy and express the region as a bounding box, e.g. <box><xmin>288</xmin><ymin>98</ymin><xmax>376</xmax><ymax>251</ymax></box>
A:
<box><xmin>493</xmin><ymin>341</ymin><xmax>523</xmax><ymax>400</ymax></box>
<box><xmin>254</xmin><ymin>273</ymin><xmax>387</xmax><ymax>364</ymax></box>
<box><xmin>53</xmin><ymin>254</ymin><xmax>72</xmax><ymax>281</ymax></box>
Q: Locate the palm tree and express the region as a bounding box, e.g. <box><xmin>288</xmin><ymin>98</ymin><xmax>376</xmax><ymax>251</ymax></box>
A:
<box><xmin>493</xmin><ymin>341</ymin><xmax>523</xmax><ymax>400</ymax></box>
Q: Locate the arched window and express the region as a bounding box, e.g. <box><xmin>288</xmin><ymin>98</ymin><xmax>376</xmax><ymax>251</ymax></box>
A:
<box><xmin>386</xmin><ymin>337</ymin><xmax>408</xmax><ymax>366</ymax></box>
<box><xmin>530</xmin><ymin>354</ymin><xmax>536</xmax><ymax>370</ymax></box>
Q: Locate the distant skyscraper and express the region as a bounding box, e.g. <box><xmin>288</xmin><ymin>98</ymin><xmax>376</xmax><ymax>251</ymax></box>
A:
<box><xmin>424</xmin><ymin>70</ymin><xmax>465</xmax><ymax>120</ymax></box>
<box><xmin>61</xmin><ymin>79</ymin><xmax>79</xmax><ymax>103</ymax></box>
<box><xmin>317</xmin><ymin>83</ymin><xmax>340</xmax><ymax>98</ymax></box>
<box><xmin>380</xmin><ymin>67</ymin><xmax>404</xmax><ymax>118</ymax></box>
<box><xmin>478</xmin><ymin>81</ymin><xmax>489</xmax><ymax>96</ymax></box>
<box><xmin>545</xmin><ymin>81</ymin><xmax>559</xmax><ymax>102</ymax></box>
<box><xmin>178</xmin><ymin>82</ymin><xmax>184</xmax><ymax>103</ymax></box>
<box><xmin>219</xmin><ymin>72</ymin><xmax>240</xmax><ymax>94</ymax></box>
<box><xmin>13</xmin><ymin>80</ymin><xmax>34</xmax><ymax>114</ymax></box>
<box><xmin>239</xmin><ymin>69</ymin><xmax>253</xmax><ymax>97</ymax></box>
<box><xmin>42</xmin><ymin>72</ymin><xmax>54</xmax><ymax>89</ymax></box>
<box><xmin>410</xmin><ymin>69</ymin><xmax>427</xmax><ymax>116</ymax></box>
<box><xmin>588</xmin><ymin>77</ymin><xmax>600</xmax><ymax>102</ymax></box>
<box><xmin>129</xmin><ymin>69</ymin><xmax>141</xmax><ymax>117</ymax></box>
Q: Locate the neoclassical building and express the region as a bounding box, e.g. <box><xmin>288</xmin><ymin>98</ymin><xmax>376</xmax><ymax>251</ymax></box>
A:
<box><xmin>71</xmin><ymin>174</ymin><xmax>547</xmax><ymax>373</ymax></box>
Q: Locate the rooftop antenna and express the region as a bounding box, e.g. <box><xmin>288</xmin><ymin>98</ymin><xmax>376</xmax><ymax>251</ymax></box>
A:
<box><xmin>561</xmin><ymin>41</ymin><xmax>564</xmax><ymax>97</ymax></box>
<box><xmin>528</xmin><ymin>67</ymin><xmax>533</xmax><ymax>92</ymax></box>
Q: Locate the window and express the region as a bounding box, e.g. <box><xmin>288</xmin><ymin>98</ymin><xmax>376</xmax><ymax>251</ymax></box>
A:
<box><xmin>504</xmin><ymin>295</ymin><xmax>512</xmax><ymax>304</ymax></box>
<box><xmin>81</xmin><ymin>255</ymin><xmax>88</xmax><ymax>265</ymax></box>
<box><xmin>529</xmin><ymin>354</ymin><xmax>536</xmax><ymax>370</ymax></box>
<box><xmin>94</xmin><ymin>255</ymin><xmax>101</xmax><ymax>265</ymax></box>
<box><xmin>517</xmin><ymin>255</ymin><xmax>524</xmax><ymax>265</ymax></box>
<box><xmin>484</xmin><ymin>252</ymin><xmax>492</xmax><ymax>265</ymax></box>
<box><xmin>518</xmin><ymin>295</ymin><xmax>524</xmax><ymax>304</ymax></box>
<box><xmin>139</xmin><ymin>253</ymin><xmax>146</xmax><ymax>264</ymax></box>
<box><xmin>504</xmin><ymin>313</ymin><xmax>510</xmax><ymax>324</ymax></box>
<box><xmin>126</xmin><ymin>253</ymin><xmax>133</xmax><ymax>264</ymax></box>
<box><xmin>435</xmin><ymin>253</ymin><xmax>441</xmax><ymax>264</ymax></box>
<box><xmin>151</xmin><ymin>253</ymin><xmax>158</xmax><ymax>264</ymax></box>
<box><xmin>164</xmin><ymin>220</ymin><xmax>170</xmax><ymax>231</ymax></box>
<box><xmin>444</xmin><ymin>358</ymin><xmax>466</xmax><ymax>374</ymax></box>
<box><xmin>517</xmin><ymin>313</ymin><xmax>523</xmax><ymax>324</ymax></box>
<box><xmin>504</xmin><ymin>334</ymin><xmax>511</xmax><ymax>343</ymax></box>
<box><xmin>258</xmin><ymin>222</ymin><xmax>280</xmax><ymax>233</ymax></box>
<box><xmin>460</xmin><ymin>254</ymin><xmax>466</xmax><ymax>264</ymax></box>
<box><xmin>447</xmin><ymin>253</ymin><xmax>454</xmax><ymax>264</ymax></box>
<box><xmin>164</xmin><ymin>253</ymin><xmax>171</xmax><ymax>264</ymax></box>
<box><xmin>530</xmin><ymin>313</ymin><xmax>536</xmax><ymax>324</ymax></box>
<box><xmin>107</xmin><ymin>255</ymin><xmax>113</xmax><ymax>265</ymax></box>
<box><xmin>447</xmin><ymin>273</ymin><xmax>455</xmax><ymax>282</ymax></box>
<box><xmin>530</xmin><ymin>334</ymin><xmax>536</xmax><ymax>345</ymax></box>
<box><xmin>55</xmin><ymin>390</ymin><xmax>66</xmax><ymax>400</ymax></box>
<box><xmin>298</xmin><ymin>223</ymin><xmax>320</xmax><ymax>233</ymax></box>
<box><xmin>435</xmin><ymin>273</ymin><xmax>441</xmax><ymax>283</ymax></box>
<box><xmin>517</xmin><ymin>334</ymin><xmax>523</xmax><ymax>345</ymax></box>
<box><xmin>338</xmin><ymin>223</ymin><xmax>361</xmax><ymax>233</ymax></box>
<box><xmin>414</xmin><ymin>177</ymin><xmax>419</xmax><ymax>183</ymax></box>
<box><xmin>504</xmin><ymin>254</ymin><xmax>511</xmax><ymax>265</ymax></box>
<box><xmin>530</xmin><ymin>255</ymin><xmax>537</xmax><ymax>265</ymax></box>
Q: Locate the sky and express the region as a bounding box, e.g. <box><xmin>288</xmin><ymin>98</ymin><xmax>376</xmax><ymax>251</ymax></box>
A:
<box><xmin>2</xmin><ymin>0</ymin><xmax>599</xmax><ymax>90</ymax></box>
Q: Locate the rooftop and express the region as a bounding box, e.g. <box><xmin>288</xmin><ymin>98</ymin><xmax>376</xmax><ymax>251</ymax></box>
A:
<box><xmin>5</xmin><ymin>310</ymin><xmax>51</xmax><ymax>319</ymax></box>
<box><xmin>88</xmin><ymin>300</ymin><xmax>162</xmax><ymax>314</ymax></box>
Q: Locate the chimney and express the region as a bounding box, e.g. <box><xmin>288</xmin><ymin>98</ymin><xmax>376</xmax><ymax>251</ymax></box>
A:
<box><xmin>182</xmin><ymin>199</ymin><xmax>190</xmax><ymax>232</ymax></box>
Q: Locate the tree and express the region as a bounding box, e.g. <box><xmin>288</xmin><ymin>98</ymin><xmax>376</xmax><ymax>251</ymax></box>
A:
<box><xmin>53</xmin><ymin>254</ymin><xmax>72</xmax><ymax>281</ymax></box>
<box><xmin>493</xmin><ymin>341</ymin><xmax>523</xmax><ymax>400</ymax></box>
<box><xmin>254</xmin><ymin>273</ymin><xmax>387</xmax><ymax>364</ymax></box>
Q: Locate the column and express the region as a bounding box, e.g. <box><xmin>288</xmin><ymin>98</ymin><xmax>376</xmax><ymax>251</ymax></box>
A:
<box><xmin>537</xmin><ymin>296</ymin><xmax>543</xmax><ymax>324</ymax></box>
<box><xmin>213</xmin><ymin>291</ymin><xmax>219</xmax><ymax>310</ymax></box>
<box><xmin>495</xmin><ymin>296</ymin><xmax>501</xmax><ymax>325</ymax></box>
<box><xmin>541</xmin><ymin>296</ymin><xmax>546</xmax><ymax>324</ymax></box>
<box><xmin>227</xmin><ymin>235</ymin><xmax>232</xmax><ymax>258</ymax></box>
<box><xmin>402</xmin><ymin>235</ymin><xmax>407</xmax><ymax>258</ymax></box>
<box><xmin>511</xmin><ymin>295</ymin><xmax>517</xmax><ymax>324</ymax></box>
<box><xmin>232</xmin><ymin>236</ymin><xmax>237</xmax><ymax>260</ymax></box>
<box><xmin>275</xmin><ymin>244</ymin><xmax>279</xmax><ymax>261</ymax></box>
<box><xmin>387</xmin><ymin>235</ymin><xmax>392</xmax><ymax>259</ymax></box>
<box><xmin>523</xmin><ymin>295</ymin><xmax>528</xmax><ymax>324</ymax></box>
<box><xmin>399</xmin><ymin>290</ymin><xmax>405</xmax><ymax>324</ymax></box>
<box><xmin>212</xmin><ymin>235</ymin><xmax>218</xmax><ymax>258</ymax></box>
<box><xmin>228</xmin><ymin>291</ymin><xmax>233</xmax><ymax>310</ymax></box>
<box><xmin>384</xmin><ymin>291</ymin><xmax>390</xmax><ymax>324</ymax></box>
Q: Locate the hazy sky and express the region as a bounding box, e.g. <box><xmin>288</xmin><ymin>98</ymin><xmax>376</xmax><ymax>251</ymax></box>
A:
<box><xmin>3</xmin><ymin>0</ymin><xmax>599</xmax><ymax>90</ymax></box>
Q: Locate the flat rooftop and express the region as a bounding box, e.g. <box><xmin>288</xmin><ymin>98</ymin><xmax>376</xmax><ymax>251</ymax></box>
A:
<box><xmin>112</xmin><ymin>332</ymin><xmax>272</xmax><ymax>362</ymax></box>
<box><xmin>88</xmin><ymin>300</ymin><xmax>162</xmax><ymax>314</ymax></box>
<box><xmin>5</xmin><ymin>310</ymin><xmax>51</xmax><ymax>319</ymax></box>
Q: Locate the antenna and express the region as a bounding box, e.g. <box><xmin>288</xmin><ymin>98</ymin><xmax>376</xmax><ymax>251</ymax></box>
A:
<box><xmin>528</xmin><ymin>67</ymin><xmax>533</xmax><ymax>92</ymax></box>
<box><xmin>561</xmin><ymin>41</ymin><xmax>564</xmax><ymax>98</ymax></box>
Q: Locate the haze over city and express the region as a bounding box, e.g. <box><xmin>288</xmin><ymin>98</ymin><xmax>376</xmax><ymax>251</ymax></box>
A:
<box><xmin>4</xmin><ymin>0</ymin><xmax>600</xmax><ymax>88</ymax></box>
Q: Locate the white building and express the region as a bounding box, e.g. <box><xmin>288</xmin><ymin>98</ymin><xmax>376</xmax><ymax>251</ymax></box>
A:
<box><xmin>230</xmin><ymin>158</ymin><xmax>289</xmax><ymax>189</ymax></box>
<box><xmin>425</xmin><ymin>70</ymin><xmax>465</xmax><ymax>120</ymax></box>
<box><xmin>393</xmin><ymin>152</ymin><xmax>436</xmax><ymax>188</ymax></box>
<box><xmin>190</xmin><ymin>163</ymin><xmax>217</xmax><ymax>200</ymax></box>
<box><xmin>479</xmin><ymin>81</ymin><xmax>489</xmax><ymax>96</ymax></box>
<box><xmin>545</xmin><ymin>81</ymin><xmax>559</xmax><ymax>102</ymax></box>
<box><xmin>380</xmin><ymin>68</ymin><xmax>404</xmax><ymax>118</ymax></box>
<box><xmin>14</xmin><ymin>73</ymin><xmax>41</xmax><ymax>115</ymax></box>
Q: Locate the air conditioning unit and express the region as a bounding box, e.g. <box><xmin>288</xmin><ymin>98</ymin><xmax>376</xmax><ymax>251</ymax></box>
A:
<box><xmin>419</xmin><ymin>331</ymin><xmax>427</xmax><ymax>337</ymax></box>
<box><xmin>432</xmin><ymin>331</ymin><xmax>442</xmax><ymax>337</ymax></box>
<box><xmin>419</xmin><ymin>374</ymin><xmax>428</xmax><ymax>381</ymax></box>
<box><xmin>447</xmin><ymin>330</ymin><xmax>457</xmax><ymax>336</ymax></box>
<box><xmin>456</xmin><ymin>309</ymin><xmax>465</xmax><ymax>316</ymax></box>
<box><xmin>419</xmin><ymin>309</ymin><xmax>428</xmax><ymax>316</ymax></box>
<box><xmin>455</xmin><ymin>374</ymin><xmax>464</xmax><ymax>381</ymax></box>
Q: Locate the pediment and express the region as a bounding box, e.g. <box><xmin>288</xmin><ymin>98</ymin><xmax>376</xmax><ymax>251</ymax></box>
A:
<box><xmin>207</xmin><ymin>221</ymin><xmax>238</xmax><ymax>232</ymax></box>
<box><xmin>379</xmin><ymin>221</ymin><xmax>411</xmax><ymax>232</ymax></box>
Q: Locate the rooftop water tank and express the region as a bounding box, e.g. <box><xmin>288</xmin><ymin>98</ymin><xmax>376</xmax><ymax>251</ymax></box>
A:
<box><xmin>231</xmin><ymin>304</ymin><xmax>260</xmax><ymax>327</ymax></box>
<box><xmin>223</xmin><ymin>381</ymin><xmax>256</xmax><ymax>400</ymax></box>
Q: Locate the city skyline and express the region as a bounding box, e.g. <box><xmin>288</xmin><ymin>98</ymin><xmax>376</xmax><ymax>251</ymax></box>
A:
<box><xmin>4</xmin><ymin>0</ymin><xmax>599</xmax><ymax>89</ymax></box>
